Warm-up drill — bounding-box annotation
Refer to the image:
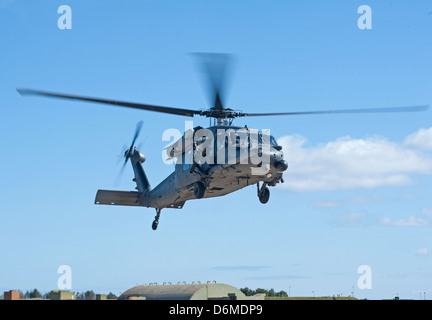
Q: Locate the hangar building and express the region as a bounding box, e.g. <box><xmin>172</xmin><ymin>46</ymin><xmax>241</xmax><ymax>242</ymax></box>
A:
<box><xmin>118</xmin><ymin>283</ymin><xmax>264</xmax><ymax>300</ymax></box>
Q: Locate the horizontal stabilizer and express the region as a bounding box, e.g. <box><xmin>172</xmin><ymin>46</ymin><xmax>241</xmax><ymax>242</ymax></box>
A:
<box><xmin>95</xmin><ymin>189</ymin><xmax>141</xmax><ymax>206</ymax></box>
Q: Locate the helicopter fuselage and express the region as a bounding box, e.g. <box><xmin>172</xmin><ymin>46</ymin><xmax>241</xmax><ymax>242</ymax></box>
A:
<box><xmin>135</xmin><ymin>125</ymin><xmax>287</xmax><ymax>209</ymax></box>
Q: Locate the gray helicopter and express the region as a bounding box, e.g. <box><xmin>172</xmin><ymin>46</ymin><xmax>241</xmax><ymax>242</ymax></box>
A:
<box><xmin>18</xmin><ymin>54</ymin><xmax>428</xmax><ymax>230</ymax></box>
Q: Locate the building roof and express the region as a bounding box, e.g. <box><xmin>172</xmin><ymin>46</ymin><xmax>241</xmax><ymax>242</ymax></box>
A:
<box><xmin>118</xmin><ymin>283</ymin><xmax>248</xmax><ymax>300</ymax></box>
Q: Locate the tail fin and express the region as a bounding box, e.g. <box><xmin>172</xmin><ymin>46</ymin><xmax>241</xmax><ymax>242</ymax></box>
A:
<box><xmin>130</xmin><ymin>148</ymin><xmax>151</xmax><ymax>194</ymax></box>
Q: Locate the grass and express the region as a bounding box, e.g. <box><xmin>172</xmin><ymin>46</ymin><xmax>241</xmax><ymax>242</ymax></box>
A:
<box><xmin>265</xmin><ymin>296</ymin><xmax>358</xmax><ymax>300</ymax></box>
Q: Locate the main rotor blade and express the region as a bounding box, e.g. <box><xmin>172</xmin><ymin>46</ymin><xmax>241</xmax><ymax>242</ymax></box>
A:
<box><xmin>240</xmin><ymin>105</ymin><xmax>429</xmax><ymax>117</ymax></box>
<box><xmin>193</xmin><ymin>53</ymin><xmax>234</xmax><ymax>111</ymax></box>
<box><xmin>17</xmin><ymin>88</ymin><xmax>200</xmax><ymax>117</ymax></box>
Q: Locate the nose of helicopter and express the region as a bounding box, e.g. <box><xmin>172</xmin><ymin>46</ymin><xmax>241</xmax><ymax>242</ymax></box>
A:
<box><xmin>275</xmin><ymin>159</ymin><xmax>288</xmax><ymax>172</ymax></box>
<box><xmin>269</xmin><ymin>150</ymin><xmax>288</xmax><ymax>172</ymax></box>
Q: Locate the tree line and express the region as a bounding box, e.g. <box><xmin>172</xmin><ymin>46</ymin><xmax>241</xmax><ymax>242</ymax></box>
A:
<box><xmin>75</xmin><ymin>290</ymin><xmax>117</xmax><ymax>300</ymax></box>
<box><xmin>240</xmin><ymin>287</ymin><xmax>288</xmax><ymax>298</ymax></box>
<box><xmin>16</xmin><ymin>289</ymin><xmax>117</xmax><ymax>300</ymax></box>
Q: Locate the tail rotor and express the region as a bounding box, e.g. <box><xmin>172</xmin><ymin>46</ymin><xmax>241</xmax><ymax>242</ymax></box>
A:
<box><xmin>114</xmin><ymin>121</ymin><xmax>143</xmax><ymax>185</ymax></box>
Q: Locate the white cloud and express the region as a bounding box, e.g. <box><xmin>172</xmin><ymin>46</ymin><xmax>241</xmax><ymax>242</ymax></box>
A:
<box><xmin>416</xmin><ymin>248</ymin><xmax>429</xmax><ymax>256</ymax></box>
<box><xmin>378</xmin><ymin>215</ymin><xmax>431</xmax><ymax>227</ymax></box>
<box><xmin>349</xmin><ymin>196</ymin><xmax>381</xmax><ymax>204</ymax></box>
<box><xmin>422</xmin><ymin>207</ymin><xmax>432</xmax><ymax>217</ymax></box>
<box><xmin>314</xmin><ymin>200</ymin><xmax>342</xmax><ymax>208</ymax></box>
<box><xmin>337</xmin><ymin>212</ymin><xmax>368</xmax><ymax>227</ymax></box>
<box><xmin>404</xmin><ymin>127</ymin><xmax>432</xmax><ymax>150</ymax></box>
<box><xmin>277</xmin><ymin>128</ymin><xmax>432</xmax><ymax>192</ymax></box>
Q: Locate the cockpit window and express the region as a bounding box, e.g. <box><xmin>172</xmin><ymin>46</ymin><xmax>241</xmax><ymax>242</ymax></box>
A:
<box><xmin>257</xmin><ymin>133</ymin><xmax>277</xmax><ymax>146</ymax></box>
<box><xmin>270</xmin><ymin>135</ymin><xmax>278</xmax><ymax>147</ymax></box>
<box><xmin>217</xmin><ymin>130</ymin><xmax>278</xmax><ymax>149</ymax></box>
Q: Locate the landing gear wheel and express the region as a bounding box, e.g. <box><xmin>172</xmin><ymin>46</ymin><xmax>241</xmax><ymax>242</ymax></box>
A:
<box><xmin>152</xmin><ymin>221</ymin><xmax>159</xmax><ymax>230</ymax></box>
<box><xmin>194</xmin><ymin>181</ymin><xmax>205</xmax><ymax>199</ymax></box>
<box><xmin>259</xmin><ymin>187</ymin><xmax>270</xmax><ymax>204</ymax></box>
<box><xmin>152</xmin><ymin>208</ymin><xmax>161</xmax><ymax>231</ymax></box>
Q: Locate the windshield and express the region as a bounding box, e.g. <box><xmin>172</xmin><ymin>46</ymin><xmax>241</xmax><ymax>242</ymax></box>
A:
<box><xmin>257</xmin><ymin>133</ymin><xmax>278</xmax><ymax>147</ymax></box>
<box><xmin>270</xmin><ymin>135</ymin><xmax>278</xmax><ymax>147</ymax></box>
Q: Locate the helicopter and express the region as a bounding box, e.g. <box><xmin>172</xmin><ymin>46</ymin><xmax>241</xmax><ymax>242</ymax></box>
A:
<box><xmin>17</xmin><ymin>54</ymin><xmax>429</xmax><ymax>230</ymax></box>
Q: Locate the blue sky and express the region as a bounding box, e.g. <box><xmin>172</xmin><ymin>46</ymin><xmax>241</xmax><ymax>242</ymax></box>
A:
<box><xmin>1</xmin><ymin>0</ymin><xmax>432</xmax><ymax>299</ymax></box>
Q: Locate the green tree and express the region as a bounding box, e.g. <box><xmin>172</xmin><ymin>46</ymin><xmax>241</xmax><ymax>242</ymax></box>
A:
<box><xmin>84</xmin><ymin>290</ymin><xmax>95</xmax><ymax>300</ymax></box>
<box><xmin>45</xmin><ymin>291</ymin><xmax>56</xmax><ymax>300</ymax></box>
<box><xmin>278</xmin><ymin>290</ymin><xmax>288</xmax><ymax>298</ymax></box>
<box><xmin>240</xmin><ymin>287</ymin><xmax>290</xmax><ymax>298</ymax></box>
<box><xmin>240</xmin><ymin>287</ymin><xmax>256</xmax><ymax>296</ymax></box>
<box><xmin>255</xmin><ymin>288</ymin><xmax>267</xmax><ymax>295</ymax></box>
<box><xmin>107</xmin><ymin>292</ymin><xmax>117</xmax><ymax>300</ymax></box>
<box><xmin>267</xmin><ymin>288</ymin><xmax>275</xmax><ymax>297</ymax></box>
<box><xmin>28</xmin><ymin>289</ymin><xmax>42</xmax><ymax>299</ymax></box>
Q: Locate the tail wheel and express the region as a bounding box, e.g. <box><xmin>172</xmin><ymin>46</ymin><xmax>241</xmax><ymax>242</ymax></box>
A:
<box><xmin>259</xmin><ymin>187</ymin><xmax>270</xmax><ymax>204</ymax></box>
<box><xmin>194</xmin><ymin>181</ymin><xmax>205</xmax><ymax>199</ymax></box>
<box><xmin>152</xmin><ymin>221</ymin><xmax>159</xmax><ymax>230</ymax></box>
<box><xmin>152</xmin><ymin>208</ymin><xmax>161</xmax><ymax>231</ymax></box>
